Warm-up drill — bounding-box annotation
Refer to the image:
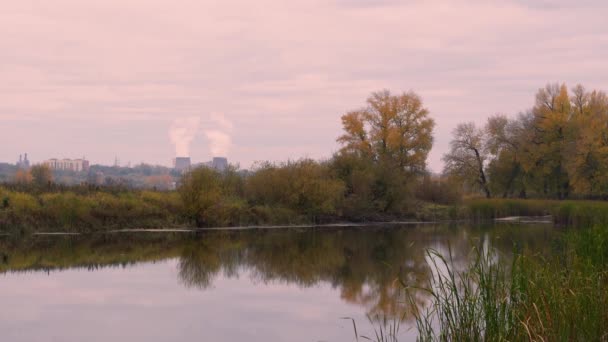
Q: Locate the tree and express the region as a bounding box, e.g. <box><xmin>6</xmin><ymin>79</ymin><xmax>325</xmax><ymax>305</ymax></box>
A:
<box><xmin>447</xmin><ymin>82</ymin><xmax>608</xmax><ymax>199</ymax></box>
<box><xmin>337</xmin><ymin>111</ymin><xmax>372</xmax><ymax>157</ymax></box>
<box><xmin>178</xmin><ymin>167</ymin><xmax>223</xmax><ymax>227</ymax></box>
<box><xmin>443</xmin><ymin>122</ymin><xmax>491</xmax><ymax>198</ymax></box>
<box><xmin>565</xmin><ymin>86</ymin><xmax>608</xmax><ymax>196</ymax></box>
<box><xmin>485</xmin><ymin>114</ymin><xmax>527</xmax><ymax>198</ymax></box>
<box><xmin>14</xmin><ymin>169</ymin><xmax>33</xmax><ymax>184</ymax></box>
<box><xmin>30</xmin><ymin>164</ymin><xmax>53</xmax><ymax>187</ymax></box>
<box><xmin>336</xmin><ymin>90</ymin><xmax>435</xmax><ymax>213</ymax></box>
<box><xmin>522</xmin><ymin>83</ymin><xmax>573</xmax><ymax>199</ymax></box>
<box><xmin>337</xmin><ymin>90</ymin><xmax>435</xmax><ymax>172</ymax></box>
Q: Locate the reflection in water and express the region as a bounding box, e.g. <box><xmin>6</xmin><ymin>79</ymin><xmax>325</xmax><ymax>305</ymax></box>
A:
<box><xmin>0</xmin><ymin>223</ymin><xmax>553</xmax><ymax>322</ymax></box>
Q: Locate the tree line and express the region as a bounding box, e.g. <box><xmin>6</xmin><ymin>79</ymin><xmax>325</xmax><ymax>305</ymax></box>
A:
<box><xmin>5</xmin><ymin>84</ymin><xmax>606</xmax><ymax>230</ymax></box>
<box><xmin>444</xmin><ymin>83</ymin><xmax>608</xmax><ymax>199</ymax></box>
<box><xmin>179</xmin><ymin>89</ymin><xmax>443</xmax><ymax>226</ymax></box>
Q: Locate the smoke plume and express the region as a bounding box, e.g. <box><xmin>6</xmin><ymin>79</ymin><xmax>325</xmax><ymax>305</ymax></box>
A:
<box><xmin>204</xmin><ymin>112</ymin><xmax>233</xmax><ymax>156</ymax></box>
<box><xmin>169</xmin><ymin>117</ymin><xmax>201</xmax><ymax>157</ymax></box>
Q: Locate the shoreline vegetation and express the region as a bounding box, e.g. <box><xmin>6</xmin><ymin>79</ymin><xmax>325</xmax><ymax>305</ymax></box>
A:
<box><xmin>1</xmin><ymin>180</ymin><xmax>608</xmax><ymax>233</ymax></box>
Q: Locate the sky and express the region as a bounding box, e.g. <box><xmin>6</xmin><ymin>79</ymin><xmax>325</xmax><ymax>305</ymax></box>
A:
<box><xmin>1</xmin><ymin>0</ymin><xmax>607</xmax><ymax>171</ymax></box>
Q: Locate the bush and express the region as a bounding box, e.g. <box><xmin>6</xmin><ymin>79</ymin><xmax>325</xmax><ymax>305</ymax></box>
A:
<box><xmin>245</xmin><ymin>159</ymin><xmax>345</xmax><ymax>222</ymax></box>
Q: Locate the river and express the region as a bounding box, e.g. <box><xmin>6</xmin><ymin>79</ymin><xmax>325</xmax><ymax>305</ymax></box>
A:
<box><xmin>0</xmin><ymin>223</ymin><xmax>554</xmax><ymax>341</ymax></box>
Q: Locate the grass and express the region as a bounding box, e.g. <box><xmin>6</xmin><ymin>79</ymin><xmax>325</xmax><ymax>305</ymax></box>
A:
<box><xmin>461</xmin><ymin>198</ymin><xmax>555</xmax><ymax>220</ymax></box>
<box><xmin>552</xmin><ymin>200</ymin><xmax>608</xmax><ymax>226</ymax></box>
<box><xmin>399</xmin><ymin>224</ymin><xmax>608</xmax><ymax>341</ymax></box>
<box><xmin>0</xmin><ymin>186</ymin><xmax>309</xmax><ymax>233</ymax></box>
<box><xmin>4</xmin><ymin>182</ymin><xmax>608</xmax><ymax>233</ymax></box>
<box><xmin>461</xmin><ymin>198</ymin><xmax>608</xmax><ymax>226</ymax></box>
<box><xmin>404</xmin><ymin>247</ymin><xmax>515</xmax><ymax>341</ymax></box>
<box><xmin>0</xmin><ymin>187</ymin><xmax>186</xmax><ymax>233</ymax></box>
<box><xmin>345</xmin><ymin>314</ymin><xmax>402</xmax><ymax>342</ymax></box>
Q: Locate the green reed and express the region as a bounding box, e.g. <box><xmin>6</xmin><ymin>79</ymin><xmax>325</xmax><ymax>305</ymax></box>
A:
<box><xmin>403</xmin><ymin>225</ymin><xmax>608</xmax><ymax>341</ymax></box>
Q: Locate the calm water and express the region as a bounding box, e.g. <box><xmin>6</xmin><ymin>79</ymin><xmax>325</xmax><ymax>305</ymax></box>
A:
<box><xmin>0</xmin><ymin>223</ymin><xmax>554</xmax><ymax>341</ymax></box>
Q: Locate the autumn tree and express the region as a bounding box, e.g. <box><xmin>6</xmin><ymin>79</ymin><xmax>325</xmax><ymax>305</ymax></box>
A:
<box><xmin>338</xmin><ymin>90</ymin><xmax>435</xmax><ymax>172</ymax></box>
<box><xmin>30</xmin><ymin>164</ymin><xmax>53</xmax><ymax>187</ymax></box>
<box><xmin>565</xmin><ymin>85</ymin><xmax>608</xmax><ymax>196</ymax></box>
<box><xmin>179</xmin><ymin>167</ymin><xmax>223</xmax><ymax>227</ymax></box>
<box><xmin>443</xmin><ymin>122</ymin><xmax>491</xmax><ymax>198</ymax></box>
<box><xmin>449</xmin><ymin>82</ymin><xmax>608</xmax><ymax>199</ymax></box>
<box><xmin>336</xmin><ymin>90</ymin><xmax>435</xmax><ymax>213</ymax></box>
<box><xmin>14</xmin><ymin>169</ymin><xmax>33</xmax><ymax>184</ymax></box>
<box><xmin>520</xmin><ymin>83</ymin><xmax>573</xmax><ymax>198</ymax></box>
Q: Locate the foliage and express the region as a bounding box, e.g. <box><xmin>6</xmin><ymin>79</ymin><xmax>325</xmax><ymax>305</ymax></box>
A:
<box><xmin>335</xmin><ymin>90</ymin><xmax>436</xmax><ymax>217</ymax></box>
<box><xmin>0</xmin><ymin>186</ymin><xmax>185</xmax><ymax>232</ymax></box>
<box><xmin>178</xmin><ymin>167</ymin><xmax>224</xmax><ymax>227</ymax></box>
<box><xmin>337</xmin><ymin>90</ymin><xmax>435</xmax><ymax>172</ymax></box>
<box><xmin>30</xmin><ymin>164</ymin><xmax>53</xmax><ymax>187</ymax></box>
<box><xmin>13</xmin><ymin>169</ymin><xmax>32</xmax><ymax>184</ymax></box>
<box><xmin>448</xmin><ymin>83</ymin><xmax>608</xmax><ymax>199</ymax></box>
<box><xmin>414</xmin><ymin>174</ymin><xmax>462</xmax><ymax>206</ymax></box>
<box><xmin>244</xmin><ymin>159</ymin><xmax>345</xmax><ymax>222</ymax></box>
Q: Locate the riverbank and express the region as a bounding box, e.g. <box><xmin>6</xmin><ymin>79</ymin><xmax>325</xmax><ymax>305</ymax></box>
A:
<box><xmin>457</xmin><ymin>198</ymin><xmax>608</xmax><ymax>226</ymax></box>
<box><xmin>3</xmin><ymin>185</ymin><xmax>608</xmax><ymax>233</ymax></box>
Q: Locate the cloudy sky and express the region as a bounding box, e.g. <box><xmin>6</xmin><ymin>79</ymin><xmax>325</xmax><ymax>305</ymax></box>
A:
<box><xmin>2</xmin><ymin>0</ymin><xmax>607</xmax><ymax>171</ymax></box>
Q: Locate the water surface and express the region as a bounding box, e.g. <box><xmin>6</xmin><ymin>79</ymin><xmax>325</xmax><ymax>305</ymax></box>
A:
<box><xmin>0</xmin><ymin>223</ymin><xmax>554</xmax><ymax>341</ymax></box>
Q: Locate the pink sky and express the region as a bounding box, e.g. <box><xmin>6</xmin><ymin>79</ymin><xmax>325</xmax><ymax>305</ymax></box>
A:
<box><xmin>2</xmin><ymin>0</ymin><xmax>607</xmax><ymax>171</ymax></box>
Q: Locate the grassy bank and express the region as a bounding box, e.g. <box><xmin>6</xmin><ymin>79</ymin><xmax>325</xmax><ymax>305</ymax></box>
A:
<box><xmin>4</xmin><ymin>180</ymin><xmax>608</xmax><ymax>233</ymax></box>
<box><xmin>0</xmin><ymin>186</ymin><xmax>316</xmax><ymax>233</ymax></box>
<box><xmin>0</xmin><ymin>187</ymin><xmax>186</xmax><ymax>233</ymax></box>
<box><xmin>458</xmin><ymin>198</ymin><xmax>608</xmax><ymax>226</ymax></box>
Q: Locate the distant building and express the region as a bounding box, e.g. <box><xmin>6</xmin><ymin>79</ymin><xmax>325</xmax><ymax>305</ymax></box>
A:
<box><xmin>192</xmin><ymin>156</ymin><xmax>230</xmax><ymax>172</ymax></box>
<box><xmin>16</xmin><ymin>153</ymin><xmax>30</xmax><ymax>169</ymax></box>
<box><xmin>173</xmin><ymin>157</ymin><xmax>191</xmax><ymax>172</ymax></box>
<box><xmin>177</xmin><ymin>156</ymin><xmax>229</xmax><ymax>172</ymax></box>
<box><xmin>211</xmin><ymin>157</ymin><xmax>228</xmax><ymax>171</ymax></box>
<box><xmin>44</xmin><ymin>158</ymin><xmax>90</xmax><ymax>172</ymax></box>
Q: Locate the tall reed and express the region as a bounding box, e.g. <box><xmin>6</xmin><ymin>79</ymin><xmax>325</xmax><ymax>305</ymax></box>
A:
<box><xmin>403</xmin><ymin>226</ymin><xmax>608</xmax><ymax>341</ymax></box>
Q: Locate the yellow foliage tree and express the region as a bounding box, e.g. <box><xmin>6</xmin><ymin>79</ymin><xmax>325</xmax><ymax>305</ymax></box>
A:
<box><xmin>337</xmin><ymin>90</ymin><xmax>435</xmax><ymax>172</ymax></box>
<box><xmin>565</xmin><ymin>86</ymin><xmax>608</xmax><ymax>195</ymax></box>
<box><xmin>30</xmin><ymin>164</ymin><xmax>53</xmax><ymax>187</ymax></box>
<box><xmin>520</xmin><ymin>83</ymin><xmax>574</xmax><ymax>198</ymax></box>
<box><xmin>14</xmin><ymin>169</ymin><xmax>33</xmax><ymax>184</ymax></box>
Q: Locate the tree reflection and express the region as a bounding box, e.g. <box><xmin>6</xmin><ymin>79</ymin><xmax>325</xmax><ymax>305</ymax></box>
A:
<box><xmin>0</xmin><ymin>224</ymin><xmax>554</xmax><ymax>320</ymax></box>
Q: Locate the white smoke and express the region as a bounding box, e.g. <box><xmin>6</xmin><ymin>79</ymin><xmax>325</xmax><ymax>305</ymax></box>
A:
<box><xmin>169</xmin><ymin>117</ymin><xmax>201</xmax><ymax>157</ymax></box>
<box><xmin>204</xmin><ymin>112</ymin><xmax>233</xmax><ymax>157</ymax></box>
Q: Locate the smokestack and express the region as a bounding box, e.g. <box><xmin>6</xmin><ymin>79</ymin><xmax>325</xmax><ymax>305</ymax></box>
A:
<box><xmin>211</xmin><ymin>157</ymin><xmax>228</xmax><ymax>171</ymax></box>
<box><xmin>173</xmin><ymin>157</ymin><xmax>191</xmax><ymax>172</ymax></box>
